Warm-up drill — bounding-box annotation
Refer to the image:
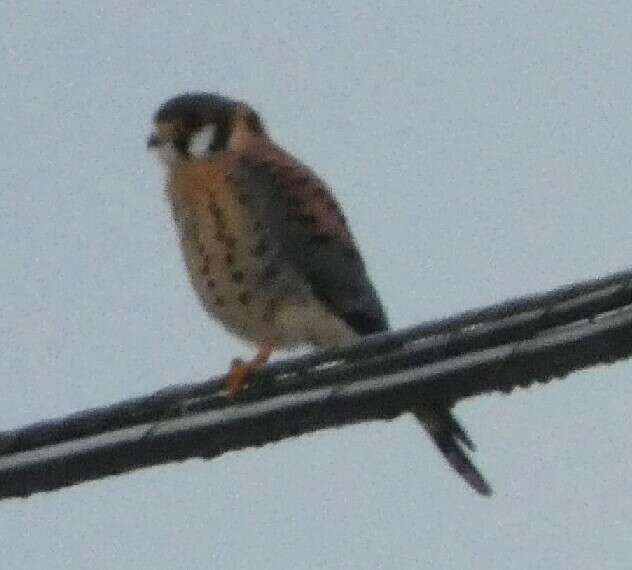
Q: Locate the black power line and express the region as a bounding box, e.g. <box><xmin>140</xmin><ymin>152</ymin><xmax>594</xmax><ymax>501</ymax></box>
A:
<box><xmin>1</xmin><ymin>268</ymin><xmax>632</xmax><ymax>500</ymax></box>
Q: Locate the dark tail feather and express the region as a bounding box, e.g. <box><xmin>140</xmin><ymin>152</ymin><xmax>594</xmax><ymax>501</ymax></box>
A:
<box><xmin>413</xmin><ymin>405</ymin><xmax>492</xmax><ymax>497</ymax></box>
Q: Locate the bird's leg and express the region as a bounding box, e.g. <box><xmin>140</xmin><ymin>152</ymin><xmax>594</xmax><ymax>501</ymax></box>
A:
<box><xmin>225</xmin><ymin>340</ymin><xmax>276</xmax><ymax>397</ymax></box>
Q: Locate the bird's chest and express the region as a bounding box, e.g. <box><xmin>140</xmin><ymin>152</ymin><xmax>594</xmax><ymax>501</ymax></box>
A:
<box><xmin>166</xmin><ymin>162</ymin><xmax>309</xmax><ymax>343</ymax></box>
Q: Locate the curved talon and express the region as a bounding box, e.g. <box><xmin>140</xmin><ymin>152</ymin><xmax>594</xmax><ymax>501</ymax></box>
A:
<box><xmin>224</xmin><ymin>341</ymin><xmax>276</xmax><ymax>397</ymax></box>
<box><xmin>226</xmin><ymin>362</ymin><xmax>255</xmax><ymax>396</ymax></box>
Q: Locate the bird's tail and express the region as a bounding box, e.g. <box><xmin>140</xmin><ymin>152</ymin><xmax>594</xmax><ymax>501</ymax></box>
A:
<box><xmin>412</xmin><ymin>404</ymin><xmax>492</xmax><ymax>496</ymax></box>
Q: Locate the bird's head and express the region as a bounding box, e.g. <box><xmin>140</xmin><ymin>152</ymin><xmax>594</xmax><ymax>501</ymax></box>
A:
<box><xmin>148</xmin><ymin>92</ymin><xmax>265</xmax><ymax>165</ymax></box>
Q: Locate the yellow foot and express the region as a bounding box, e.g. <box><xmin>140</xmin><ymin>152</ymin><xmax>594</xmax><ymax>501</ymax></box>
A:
<box><xmin>225</xmin><ymin>341</ymin><xmax>276</xmax><ymax>397</ymax></box>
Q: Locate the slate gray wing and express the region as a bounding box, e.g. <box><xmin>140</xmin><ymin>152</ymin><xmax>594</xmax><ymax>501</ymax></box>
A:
<box><xmin>232</xmin><ymin>145</ymin><xmax>490</xmax><ymax>495</ymax></box>
<box><xmin>232</xmin><ymin>148</ymin><xmax>389</xmax><ymax>336</ymax></box>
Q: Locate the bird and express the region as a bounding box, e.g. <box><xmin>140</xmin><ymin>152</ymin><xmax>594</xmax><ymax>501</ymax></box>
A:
<box><xmin>148</xmin><ymin>92</ymin><xmax>491</xmax><ymax>496</ymax></box>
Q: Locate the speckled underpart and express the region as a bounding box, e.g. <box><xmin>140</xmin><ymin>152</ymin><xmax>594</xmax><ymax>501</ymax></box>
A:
<box><xmin>166</xmin><ymin>154</ymin><xmax>357</xmax><ymax>348</ymax></box>
<box><xmin>151</xmin><ymin>92</ymin><xmax>491</xmax><ymax>497</ymax></box>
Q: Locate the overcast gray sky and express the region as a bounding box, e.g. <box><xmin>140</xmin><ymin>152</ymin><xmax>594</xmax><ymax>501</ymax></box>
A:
<box><xmin>3</xmin><ymin>2</ymin><xmax>632</xmax><ymax>568</ymax></box>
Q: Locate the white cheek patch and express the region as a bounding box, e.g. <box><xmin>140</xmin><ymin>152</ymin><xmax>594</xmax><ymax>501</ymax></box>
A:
<box><xmin>187</xmin><ymin>124</ymin><xmax>216</xmax><ymax>159</ymax></box>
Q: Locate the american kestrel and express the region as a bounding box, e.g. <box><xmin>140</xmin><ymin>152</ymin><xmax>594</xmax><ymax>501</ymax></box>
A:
<box><xmin>148</xmin><ymin>92</ymin><xmax>491</xmax><ymax>495</ymax></box>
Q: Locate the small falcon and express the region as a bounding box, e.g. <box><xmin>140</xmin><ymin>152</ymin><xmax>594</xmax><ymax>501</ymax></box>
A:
<box><xmin>148</xmin><ymin>92</ymin><xmax>491</xmax><ymax>495</ymax></box>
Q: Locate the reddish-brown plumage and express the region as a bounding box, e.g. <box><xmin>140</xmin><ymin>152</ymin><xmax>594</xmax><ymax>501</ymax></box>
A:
<box><xmin>238</xmin><ymin>138</ymin><xmax>354</xmax><ymax>245</ymax></box>
<box><xmin>149</xmin><ymin>92</ymin><xmax>491</xmax><ymax>496</ymax></box>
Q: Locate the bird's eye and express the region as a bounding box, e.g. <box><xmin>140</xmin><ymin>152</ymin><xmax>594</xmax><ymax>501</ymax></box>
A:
<box><xmin>187</xmin><ymin>124</ymin><xmax>217</xmax><ymax>159</ymax></box>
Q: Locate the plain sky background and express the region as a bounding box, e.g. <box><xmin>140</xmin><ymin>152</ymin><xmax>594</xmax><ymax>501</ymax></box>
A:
<box><xmin>3</xmin><ymin>2</ymin><xmax>632</xmax><ymax>569</ymax></box>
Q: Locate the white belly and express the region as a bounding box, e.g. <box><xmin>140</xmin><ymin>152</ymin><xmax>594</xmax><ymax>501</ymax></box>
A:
<box><xmin>173</xmin><ymin>196</ymin><xmax>357</xmax><ymax>349</ymax></box>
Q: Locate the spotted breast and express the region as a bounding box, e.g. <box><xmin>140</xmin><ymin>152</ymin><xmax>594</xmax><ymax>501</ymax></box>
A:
<box><xmin>166</xmin><ymin>144</ymin><xmax>367</xmax><ymax>348</ymax></box>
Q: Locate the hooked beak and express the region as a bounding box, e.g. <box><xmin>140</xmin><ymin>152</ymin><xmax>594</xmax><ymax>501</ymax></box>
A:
<box><xmin>147</xmin><ymin>132</ymin><xmax>161</xmax><ymax>149</ymax></box>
